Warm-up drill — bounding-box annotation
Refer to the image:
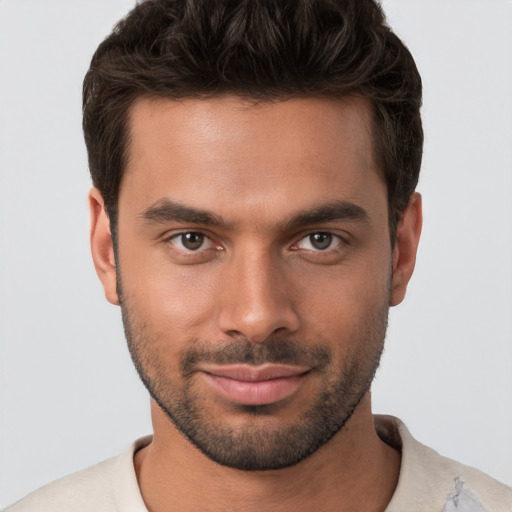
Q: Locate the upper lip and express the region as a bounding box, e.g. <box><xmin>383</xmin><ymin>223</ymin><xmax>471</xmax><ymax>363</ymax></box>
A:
<box><xmin>197</xmin><ymin>364</ymin><xmax>310</xmax><ymax>382</ymax></box>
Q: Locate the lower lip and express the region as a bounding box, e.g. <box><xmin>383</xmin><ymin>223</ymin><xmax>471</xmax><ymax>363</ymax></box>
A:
<box><xmin>202</xmin><ymin>373</ymin><xmax>305</xmax><ymax>406</ymax></box>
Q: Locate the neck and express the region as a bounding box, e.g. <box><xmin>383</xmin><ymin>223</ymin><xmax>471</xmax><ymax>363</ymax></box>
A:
<box><xmin>135</xmin><ymin>394</ymin><xmax>401</xmax><ymax>512</ymax></box>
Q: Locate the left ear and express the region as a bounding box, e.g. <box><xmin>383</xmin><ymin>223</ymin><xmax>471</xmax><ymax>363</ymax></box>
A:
<box><xmin>390</xmin><ymin>192</ymin><xmax>423</xmax><ymax>306</ymax></box>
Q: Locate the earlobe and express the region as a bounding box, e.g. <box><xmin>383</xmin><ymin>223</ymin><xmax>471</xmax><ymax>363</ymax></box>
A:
<box><xmin>389</xmin><ymin>192</ymin><xmax>423</xmax><ymax>307</ymax></box>
<box><xmin>89</xmin><ymin>187</ymin><xmax>119</xmax><ymax>306</ymax></box>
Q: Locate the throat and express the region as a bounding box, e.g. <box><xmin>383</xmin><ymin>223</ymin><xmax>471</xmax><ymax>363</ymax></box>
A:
<box><xmin>134</xmin><ymin>401</ymin><xmax>401</xmax><ymax>512</ymax></box>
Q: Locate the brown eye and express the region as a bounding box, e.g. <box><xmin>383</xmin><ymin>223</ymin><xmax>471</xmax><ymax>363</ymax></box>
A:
<box><xmin>293</xmin><ymin>232</ymin><xmax>344</xmax><ymax>253</ymax></box>
<box><xmin>309</xmin><ymin>233</ymin><xmax>333</xmax><ymax>250</ymax></box>
<box><xmin>181</xmin><ymin>232</ymin><xmax>204</xmax><ymax>250</ymax></box>
<box><xmin>172</xmin><ymin>232</ymin><xmax>207</xmax><ymax>251</ymax></box>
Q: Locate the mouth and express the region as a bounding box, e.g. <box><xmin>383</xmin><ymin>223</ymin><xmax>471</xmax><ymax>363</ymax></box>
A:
<box><xmin>197</xmin><ymin>363</ymin><xmax>311</xmax><ymax>406</ymax></box>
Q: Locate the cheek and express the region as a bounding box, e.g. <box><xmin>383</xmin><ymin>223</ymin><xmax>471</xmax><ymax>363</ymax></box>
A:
<box><xmin>121</xmin><ymin>254</ymin><xmax>222</xmax><ymax>337</ymax></box>
<box><xmin>297</xmin><ymin>258</ymin><xmax>391</xmax><ymax>319</ymax></box>
<box><xmin>118</xmin><ymin>221</ymin><xmax>392</xmax><ymax>344</ymax></box>
<box><xmin>157</xmin><ymin>271</ymin><xmax>220</xmax><ymax>332</ymax></box>
<box><xmin>293</xmin><ymin>266</ymin><xmax>391</xmax><ymax>370</ymax></box>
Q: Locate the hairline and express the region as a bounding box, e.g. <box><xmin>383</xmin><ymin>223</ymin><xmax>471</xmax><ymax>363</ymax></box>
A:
<box><xmin>107</xmin><ymin>91</ymin><xmax>399</xmax><ymax>247</ymax></box>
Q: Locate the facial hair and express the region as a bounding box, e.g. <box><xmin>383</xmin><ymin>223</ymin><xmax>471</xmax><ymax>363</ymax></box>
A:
<box><xmin>119</xmin><ymin>284</ymin><xmax>389</xmax><ymax>471</ymax></box>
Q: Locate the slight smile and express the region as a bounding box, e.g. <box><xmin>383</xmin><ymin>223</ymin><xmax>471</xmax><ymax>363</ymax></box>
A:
<box><xmin>198</xmin><ymin>364</ymin><xmax>311</xmax><ymax>406</ymax></box>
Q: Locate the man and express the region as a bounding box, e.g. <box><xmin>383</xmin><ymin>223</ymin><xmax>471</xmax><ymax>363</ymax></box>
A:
<box><xmin>5</xmin><ymin>0</ymin><xmax>512</xmax><ymax>511</ymax></box>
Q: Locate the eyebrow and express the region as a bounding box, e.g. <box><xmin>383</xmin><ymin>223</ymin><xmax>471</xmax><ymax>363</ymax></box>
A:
<box><xmin>139</xmin><ymin>198</ymin><xmax>369</xmax><ymax>230</ymax></box>
<box><xmin>283</xmin><ymin>200</ymin><xmax>369</xmax><ymax>230</ymax></box>
<box><xmin>140</xmin><ymin>199</ymin><xmax>226</xmax><ymax>226</ymax></box>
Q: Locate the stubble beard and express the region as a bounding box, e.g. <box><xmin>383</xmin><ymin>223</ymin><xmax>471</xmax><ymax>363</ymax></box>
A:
<box><xmin>119</xmin><ymin>285</ymin><xmax>388</xmax><ymax>471</ymax></box>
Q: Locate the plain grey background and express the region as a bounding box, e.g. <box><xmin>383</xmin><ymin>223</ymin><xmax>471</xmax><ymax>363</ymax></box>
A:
<box><xmin>1</xmin><ymin>0</ymin><xmax>511</xmax><ymax>507</ymax></box>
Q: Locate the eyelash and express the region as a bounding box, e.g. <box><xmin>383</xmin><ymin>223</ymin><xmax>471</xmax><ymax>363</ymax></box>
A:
<box><xmin>166</xmin><ymin>230</ymin><xmax>347</xmax><ymax>254</ymax></box>
<box><xmin>167</xmin><ymin>232</ymin><xmax>221</xmax><ymax>252</ymax></box>
<box><xmin>291</xmin><ymin>232</ymin><xmax>345</xmax><ymax>252</ymax></box>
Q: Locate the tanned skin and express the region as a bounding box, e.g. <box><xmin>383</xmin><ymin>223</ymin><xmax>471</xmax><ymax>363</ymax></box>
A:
<box><xmin>90</xmin><ymin>96</ymin><xmax>422</xmax><ymax>512</ymax></box>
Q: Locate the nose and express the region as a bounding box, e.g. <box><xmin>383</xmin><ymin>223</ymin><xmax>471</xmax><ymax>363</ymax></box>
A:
<box><xmin>217</xmin><ymin>250</ymin><xmax>301</xmax><ymax>342</ymax></box>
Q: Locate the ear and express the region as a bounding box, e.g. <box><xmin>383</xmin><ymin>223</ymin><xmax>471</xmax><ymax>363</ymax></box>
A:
<box><xmin>89</xmin><ymin>187</ymin><xmax>119</xmax><ymax>306</ymax></box>
<box><xmin>390</xmin><ymin>192</ymin><xmax>423</xmax><ymax>307</ymax></box>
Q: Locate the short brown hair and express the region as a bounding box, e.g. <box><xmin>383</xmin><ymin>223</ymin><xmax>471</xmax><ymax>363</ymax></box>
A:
<box><xmin>83</xmin><ymin>0</ymin><xmax>423</xmax><ymax>238</ymax></box>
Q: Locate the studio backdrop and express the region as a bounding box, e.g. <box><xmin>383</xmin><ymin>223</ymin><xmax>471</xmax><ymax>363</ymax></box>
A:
<box><xmin>0</xmin><ymin>0</ymin><xmax>511</xmax><ymax>507</ymax></box>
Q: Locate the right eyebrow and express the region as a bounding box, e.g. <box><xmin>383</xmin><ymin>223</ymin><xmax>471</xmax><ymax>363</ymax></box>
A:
<box><xmin>139</xmin><ymin>198</ymin><xmax>227</xmax><ymax>227</ymax></box>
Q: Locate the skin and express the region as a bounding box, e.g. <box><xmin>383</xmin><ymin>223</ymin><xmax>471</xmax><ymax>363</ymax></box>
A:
<box><xmin>90</xmin><ymin>95</ymin><xmax>422</xmax><ymax>511</ymax></box>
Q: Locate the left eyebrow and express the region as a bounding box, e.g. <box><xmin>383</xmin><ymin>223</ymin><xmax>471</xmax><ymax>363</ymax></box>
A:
<box><xmin>283</xmin><ymin>200</ymin><xmax>370</xmax><ymax>230</ymax></box>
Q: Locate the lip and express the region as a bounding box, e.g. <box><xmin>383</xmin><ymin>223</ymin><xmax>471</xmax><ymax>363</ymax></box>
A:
<box><xmin>198</xmin><ymin>364</ymin><xmax>310</xmax><ymax>406</ymax></box>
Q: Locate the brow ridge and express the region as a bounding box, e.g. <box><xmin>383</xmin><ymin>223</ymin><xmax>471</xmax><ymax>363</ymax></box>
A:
<box><xmin>139</xmin><ymin>198</ymin><xmax>369</xmax><ymax>230</ymax></box>
<box><xmin>140</xmin><ymin>199</ymin><xmax>225</xmax><ymax>226</ymax></box>
<box><xmin>283</xmin><ymin>200</ymin><xmax>369</xmax><ymax>230</ymax></box>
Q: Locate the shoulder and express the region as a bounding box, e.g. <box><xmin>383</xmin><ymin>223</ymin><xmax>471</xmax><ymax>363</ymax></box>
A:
<box><xmin>4</xmin><ymin>457</ymin><xmax>117</xmax><ymax>512</ymax></box>
<box><xmin>375</xmin><ymin>415</ymin><xmax>512</xmax><ymax>512</ymax></box>
<box><xmin>4</xmin><ymin>437</ymin><xmax>151</xmax><ymax>512</ymax></box>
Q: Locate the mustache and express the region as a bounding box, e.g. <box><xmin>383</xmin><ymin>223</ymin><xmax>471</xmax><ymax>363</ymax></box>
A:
<box><xmin>181</xmin><ymin>337</ymin><xmax>331</xmax><ymax>375</ymax></box>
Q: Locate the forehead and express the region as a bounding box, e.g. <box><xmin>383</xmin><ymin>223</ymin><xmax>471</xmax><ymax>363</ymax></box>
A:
<box><xmin>121</xmin><ymin>95</ymin><xmax>385</xmax><ymax>226</ymax></box>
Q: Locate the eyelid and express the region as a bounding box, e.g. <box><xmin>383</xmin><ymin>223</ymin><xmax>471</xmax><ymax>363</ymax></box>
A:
<box><xmin>291</xmin><ymin>231</ymin><xmax>347</xmax><ymax>251</ymax></box>
<box><xmin>162</xmin><ymin>228</ymin><xmax>349</xmax><ymax>254</ymax></box>
<box><xmin>166</xmin><ymin>230</ymin><xmax>222</xmax><ymax>252</ymax></box>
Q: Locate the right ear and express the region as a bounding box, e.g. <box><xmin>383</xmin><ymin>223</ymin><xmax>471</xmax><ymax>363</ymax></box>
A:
<box><xmin>89</xmin><ymin>187</ymin><xmax>119</xmax><ymax>305</ymax></box>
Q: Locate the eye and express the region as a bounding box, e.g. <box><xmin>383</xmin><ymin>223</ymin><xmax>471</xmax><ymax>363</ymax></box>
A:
<box><xmin>169</xmin><ymin>232</ymin><xmax>214</xmax><ymax>252</ymax></box>
<box><xmin>295</xmin><ymin>232</ymin><xmax>343</xmax><ymax>251</ymax></box>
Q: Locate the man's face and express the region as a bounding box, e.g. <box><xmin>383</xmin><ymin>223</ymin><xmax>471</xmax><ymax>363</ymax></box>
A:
<box><xmin>109</xmin><ymin>96</ymin><xmax>396</xmax><ymax>470</ymax></box>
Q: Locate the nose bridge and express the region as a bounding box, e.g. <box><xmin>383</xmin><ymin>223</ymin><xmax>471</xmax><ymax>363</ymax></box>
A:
<box><xmin>217</xmin><ymin>244</ymin><xmax>300</xmax><ymax>342</ymax></box>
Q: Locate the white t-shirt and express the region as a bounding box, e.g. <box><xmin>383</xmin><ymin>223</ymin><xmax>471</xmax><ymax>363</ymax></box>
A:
<box><xmin>5</xmin><ymin>416</ymin><xmax>512</xmax><ymax>512</ymax></box>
